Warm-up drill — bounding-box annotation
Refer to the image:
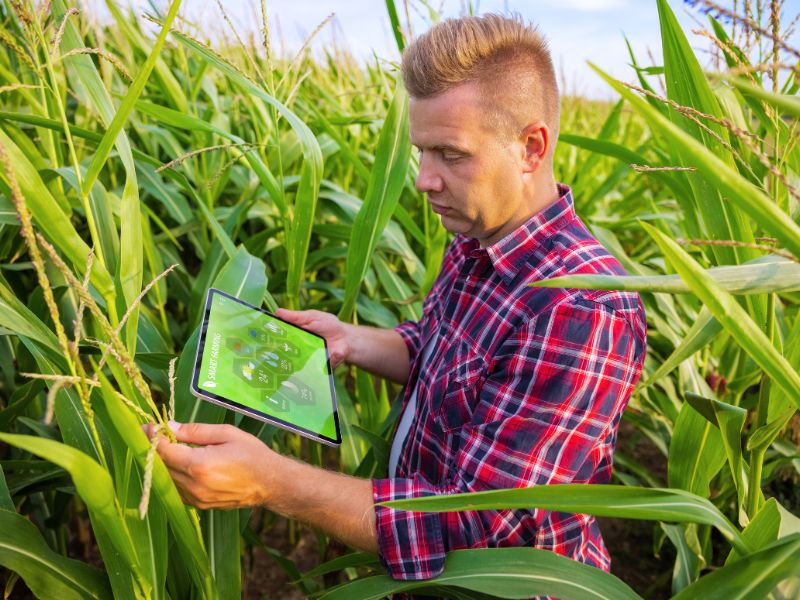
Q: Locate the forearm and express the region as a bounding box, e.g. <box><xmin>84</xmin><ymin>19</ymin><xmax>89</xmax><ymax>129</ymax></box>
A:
<box><xmin>265</xmin><ymin>452</ymin><xmax>378</xmax><ymax>553</ymax></box>
<box><xmin>343</xmin><ymin>323</ymin><xmax>410</xmax><ymax>384</ymax></box>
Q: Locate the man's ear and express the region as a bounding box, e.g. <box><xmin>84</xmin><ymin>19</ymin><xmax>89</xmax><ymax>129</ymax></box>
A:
<box><xmin>519</xmin><ymin>121</ymin><xmax>550</xmax><ymax>173</ymax></box>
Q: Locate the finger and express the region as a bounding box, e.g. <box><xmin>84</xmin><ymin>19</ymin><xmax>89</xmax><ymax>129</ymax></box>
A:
<box><xmin>142</xmin><ymin>422</ymin><xmax>164</xmax><ymax>440</ymax></box>
<box><xmin>168</xmin><ymin>421</ymin><xmax>238</xmax><ymax>445</ymax></box>
<box><xmin>275</xmin><ymin>308</ymin><xmax>309</xmax><ymax>325</ymax></box>
<box><xmin>155</xmin><ymin>438</ymin><xmax>196</xmax><ymax>475</ymax></box>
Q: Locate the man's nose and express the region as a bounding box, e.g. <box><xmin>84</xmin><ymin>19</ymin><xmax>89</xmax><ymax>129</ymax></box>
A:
<box><xmin>415</xmin><ymin>152</ymin><xmax>444</xmax><ymax>194</ymax></box>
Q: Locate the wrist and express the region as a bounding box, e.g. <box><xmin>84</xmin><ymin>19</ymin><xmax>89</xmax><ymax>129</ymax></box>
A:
<box><xmin>258</xmin><ymin>452</ymin><xmax>312</xmax><ymax>519</ymax></box>
<box><xmin>340</xmin><ymin>322</ymin><xmax>358</xmax><ymax>365</ymax></box>
<box><xmin>254</xmin><ymin>444</ymin><xmax>284</xmax><ymax>507</ymax></box>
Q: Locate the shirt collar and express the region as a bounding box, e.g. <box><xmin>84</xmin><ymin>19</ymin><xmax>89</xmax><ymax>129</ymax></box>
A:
<box><xmin>465</xmin><ymin>184</ymin><xmax>577</xmax><ymax>283</ymax></box>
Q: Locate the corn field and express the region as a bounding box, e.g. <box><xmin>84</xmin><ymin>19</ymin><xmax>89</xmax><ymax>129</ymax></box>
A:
<box><xmin>0</xmin><ymin>0</ymin><xmax>798</xmax><ymax>598</ymax></box>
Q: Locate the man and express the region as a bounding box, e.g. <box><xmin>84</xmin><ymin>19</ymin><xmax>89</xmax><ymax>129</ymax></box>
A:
<box><xmin>151</xmin><ymin>13</ymin><xmax>646</xmax><ymax>585</ymax></box>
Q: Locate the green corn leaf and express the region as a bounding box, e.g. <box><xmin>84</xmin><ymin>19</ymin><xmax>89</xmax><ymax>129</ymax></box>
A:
<box><xmin>727</xmin><ymin>76</ymin><xmax>800</xmax><ymax>118</ymax></box>
<box><xmin>656</xmin><ymin>0</ymin><xmax>757</xmax><ymax>272</ymax></box>
<box><xmin>0</xmin><ymin>130</ymin><xmax>114</xmax><ymax>297</ymax></box>
<box><xmin>727</xmin><ymin>498</ymin><xmax>781</xmax><ymax>564</ymax></box>
<box><xmin>641</xmin><ymin>308</ymin><xmax>722</xmax><ymax>388</ymax></box>
<box><xmin>643</xmin><ymin>223</ymin><xmax>800</xmax><ymax>408</ymax></box>
<box><xmin>373</xmin><ymin>253</ymin><xmax>421</xmax><ymax>321</ymax></box>
<box><xmin>93</xmin><ymin>373</ymin><xmax>216</xmax><ymax>598</ymax></box>
<box><xmin>339</xmin><ymin>83</ymin><xmax>410</xmax><ymax>320</ymax></box>
<box><xmin>768</xmin><ymin>310</ymin><xmax>800</xmax><ymax>421</ymax></box>
<box><xmin>0</xmin><ymin>467</ymin><xmax>13</xmax><ymax>511</ymax></box>
<box><xmin>135</xmin><ymin>100</ymin><xmax>285</xmax><ymax>217</ymax></box>
<box><xmin>559</xmin><ymin>133</ymin><xmax>647</xmax><ymax>165</ymax></box>
<box><xmin>299</xmin><ymin>552</ymin><xmax>379</xmax><ymax>581</ymax></box>
<box><xmin>684</xmin><ymin>393</ymin><xmax>747</xmax><ymax>509</ymax></box>
<box><xmin>379</xmin><ymin>483</ymin><xmax>747</xmax><ymax>554</ymax></box>
<box><xmin>0</xmin><ymin>111</ymin><xmax>163</xmax><ymax>170</ymax></box>
<box><xmin>590</xmin><ymin>65</ymin><xmax>800</xmax><ymax>261</ymax></box>
<box><xmin>105</xmin><ymin>1</ymin><xmax>188</xmax><ymax>113</ymax></box>
<box><xmin>51</xmin><ymin>0</ymin><xmax>137</xmax><ymax>326</ymax></box>
<box><xmin>672</xmin><ymin>534</ymin><xmax>800</xmax><ymax>600</ymax></box>
<box><xmin>0</xmin><ymin>434</ymin><xmax>149</xmax><ymax>597</ymax></box>
<box><xmin>202</xmin><ymin>509</ymin><xmax>241</xmax><ymax>600</ymax></box>
<box><xmin>52</xmin><ymin>167</ymin><xmax>120</xmax><ymax>283</ymax></box>
<box><xmin>319</xmin><ymin>547</ymin><xmax>641</xmax><ymax>600</ymax></box>
<box><xmin>0</xmin><ymin>279</ymin><xmax>61</xmax><ymax>354</ymax></box>
<box><xmin>668</xmin><ymin>399</ymin><xmax>727</xmax><ymax>499</ymax></box>
<box><xmin>24</xmin><ymin>344</ymin><xmax>104</xmax><ymax>461</ymax></box>
<box><xmin>76</xmin><ymin>0</ymin><xmax>180</xmax><ymax>353</ymax></box>
<box><xmin>0</xmin><ymin>509</ymin><xmax>112</xmax><ymax>600</ymax></box>
<box><xmin>171</xmin><ymin>31</ymin><xmax>323</xmax><ymax>309</ymax></box>
<box><xmin>384</xmin><ymin>0</ymin><xmax>406</xmax><ymax>52</ymax></box>
<box><xmin>529</xmin><ymin>255</ymin><xmax>800</xmax><ymax>295</ymax></box>
<box><xmin>661</xmin><ymin>523</ymin><xmax>701</xmax><ymax>594</ymax></box>
<box><xmin>91</xmin><ymin>389</ymin><xmax>168</xmax><ymax>599</ymax></box>
<box><xmin>747</xmin><ymin>407</ymin><xmax>796</xmax><ymax>452</ymax></box>
<box><xmin>81</xmin><ymin>0</ymin><xmax>182</xmax><ymax>195</ymax></box>
<box><xmin>335</xmin><ymin>378</ymin><xmax>366</xmax><ymax>475</ymax></box>
<box><xmin>0</xmin><ymin>189</ymin><xmax>17</xmax><ymax>225</ymax></box>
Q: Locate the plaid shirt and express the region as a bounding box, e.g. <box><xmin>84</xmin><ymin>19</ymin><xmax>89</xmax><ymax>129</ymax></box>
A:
<box><xmin>372</xmin><ymin>184</ymin><xmax>647</xmax><ymax>584</ymax></box>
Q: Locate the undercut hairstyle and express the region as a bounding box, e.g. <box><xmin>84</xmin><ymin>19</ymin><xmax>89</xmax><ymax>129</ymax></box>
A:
<box><xmin>401</xmin><ymin>13</ymin><xmax>560</xmax><ymax>154</ymax></box>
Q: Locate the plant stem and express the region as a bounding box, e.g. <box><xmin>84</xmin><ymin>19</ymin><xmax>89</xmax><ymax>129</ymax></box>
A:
<box><xmin>747</xmin><ymin>292</ymin><xmax>775</xmax><ymax>517</ymax></box>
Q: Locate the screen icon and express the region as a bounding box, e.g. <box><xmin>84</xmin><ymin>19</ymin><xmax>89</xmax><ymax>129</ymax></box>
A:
<box><xmin>263</xmin><ymin>321</ymin><xmax>287</xmax><ymax>337</ymax></box>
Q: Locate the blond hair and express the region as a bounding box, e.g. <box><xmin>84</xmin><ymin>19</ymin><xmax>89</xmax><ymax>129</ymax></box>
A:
<box><xmin>401</xmin><ymin>14</ymin><xmax>559</xmax><ymax>147</ymax></box>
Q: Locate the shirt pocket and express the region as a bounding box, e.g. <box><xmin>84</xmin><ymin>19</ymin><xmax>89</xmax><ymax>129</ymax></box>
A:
<box><xmin>432</xmin><ymin>339</ymin><xmax>487</xmax><ymax>433</ymax></box>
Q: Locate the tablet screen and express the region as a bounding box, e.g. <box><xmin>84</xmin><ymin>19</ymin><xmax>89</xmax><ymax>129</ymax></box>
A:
<box><xmin>191</xmin><ymin>289</ymin><xmax>340</xmax><ymax>445</ymax></box>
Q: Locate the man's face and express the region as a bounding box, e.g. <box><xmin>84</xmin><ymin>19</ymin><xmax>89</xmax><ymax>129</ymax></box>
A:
<box><xmin>409</xmin><ymin>82</ymin><xmax>531</xmax><ymax>247</ymax></box>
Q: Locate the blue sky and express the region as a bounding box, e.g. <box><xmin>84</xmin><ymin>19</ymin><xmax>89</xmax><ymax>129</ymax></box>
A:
<box><xmin>93</xmin><ymin>0</ymin><xmax>800</xmax><ymax>99</ymax></box>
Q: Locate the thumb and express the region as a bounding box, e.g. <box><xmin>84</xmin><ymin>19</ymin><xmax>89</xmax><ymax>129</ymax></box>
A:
<box><xmin>169</xmin><ymin>421</ymin><xmax>237</xmax><ymax>445</ymax></box>
<box><xmin>275</xmin><ymin>308</ymin><xmax>306</xmax><ymax>324</ymax></box>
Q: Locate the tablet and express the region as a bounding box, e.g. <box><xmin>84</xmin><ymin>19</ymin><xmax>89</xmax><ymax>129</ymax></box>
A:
<box><xmin>190</xmin><ymin>288</ymin><xmax>341</xmax><ymax>446</ymax></box>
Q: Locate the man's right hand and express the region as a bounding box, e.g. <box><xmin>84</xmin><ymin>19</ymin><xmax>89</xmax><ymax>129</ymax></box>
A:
<box><xmin>275</xmin><ymin>309</ymin><xmax>351</xmax><ymax>368</ymax></box>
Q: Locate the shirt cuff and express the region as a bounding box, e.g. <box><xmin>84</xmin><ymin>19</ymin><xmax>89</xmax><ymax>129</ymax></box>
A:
<box><xmin>372</xmin><ymin>477</ymin><xmax>446</xmax><ymax>580</ymax></box>
<box><xmin>394</xmin><ymin>320</ymin><xmax>422</xmax><ymax>365</ymax></box>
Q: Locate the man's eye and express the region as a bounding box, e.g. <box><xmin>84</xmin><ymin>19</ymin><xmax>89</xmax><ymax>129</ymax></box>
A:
<box><xmin>441</xmin><ymin>152</ymin><xmax>462</xmax><ymax>162</ymax></box>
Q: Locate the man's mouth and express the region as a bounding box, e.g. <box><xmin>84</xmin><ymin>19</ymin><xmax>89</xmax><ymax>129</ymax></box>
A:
<box><xmin>430</xmin><ymin>203</ymin><xmax>450</xmax><ymax>215</ymax></box>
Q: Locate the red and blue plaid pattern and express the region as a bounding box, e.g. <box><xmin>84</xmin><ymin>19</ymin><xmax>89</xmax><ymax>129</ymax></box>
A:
<box><xmin>372</xmin><ymin>184</ymin><xmax>647</xmax><ymax>582</ymax></box>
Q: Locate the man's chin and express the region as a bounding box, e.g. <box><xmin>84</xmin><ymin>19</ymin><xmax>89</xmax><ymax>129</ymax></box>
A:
<box><xmin>438</xmin><ymin>214</ymin><xmax>470</xmax><ymax>235</ymax></box>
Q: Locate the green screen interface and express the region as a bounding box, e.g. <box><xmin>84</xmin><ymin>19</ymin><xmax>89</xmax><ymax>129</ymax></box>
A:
<box><xmin>195</xmin><ymin>291</ymin><xmax>338</xmax><ymax>442</ymax></box>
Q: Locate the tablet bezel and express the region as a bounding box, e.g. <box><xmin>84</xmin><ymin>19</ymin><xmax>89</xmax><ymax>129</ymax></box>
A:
<box><xmin>190</xmin><ymin>288</ymin><xmax>341</xmax><ymax>447</ymax></box>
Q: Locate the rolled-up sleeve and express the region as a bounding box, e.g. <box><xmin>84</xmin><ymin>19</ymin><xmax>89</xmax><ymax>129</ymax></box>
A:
<box><xmin>373</xmin><ymin>299</ymin><xmax>645</xmax><ymax>580</ymax></box>
<box><xmin>394</xmin><ymin>320</ymin><xmax>423</xmax><ymax>365</ymax></box>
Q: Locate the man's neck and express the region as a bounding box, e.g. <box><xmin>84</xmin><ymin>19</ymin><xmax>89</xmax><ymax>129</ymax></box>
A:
<box><xmin>478</xmin><ymin>175</ymin><xmax>560</xmax><ymax>248</ymax></box>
